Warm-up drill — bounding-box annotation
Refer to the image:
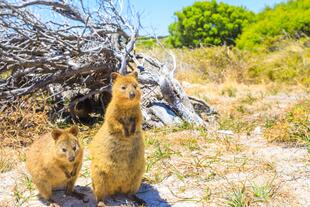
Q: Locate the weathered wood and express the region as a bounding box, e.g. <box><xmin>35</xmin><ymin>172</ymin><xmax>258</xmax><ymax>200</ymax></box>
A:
<box><xmin>0</xmin><ymin>0</ymin><xmax>215</xmax><ymax>127</ymax></box>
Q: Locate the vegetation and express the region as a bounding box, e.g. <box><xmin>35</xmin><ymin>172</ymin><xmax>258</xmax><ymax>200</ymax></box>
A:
<box><xmin>137</xmin><ymin>1</ymin><xmax>310</xmax><ymax>86</ymax></box>
<box><xmin>165</xmin><ymin>0</ymin><xmax>310</xmax><ymax>49</ymax></box>
<box><xmin>252</xmin><ymin>182</ymin><xmax>273</xmax><ymax>202</ymax></box>
<box><xmin>237</xmin><ymin>0</ymin><xmax>310</xmax><ymax>49</ymax></box>
<box><xmin>226</xmin><ymin>187</ymin><xmax>248</xmax><ymax>207</ymax></box>
<box><xmin>0</xmin><ymin>150</ymin><xmax>15</xmax><ymax>173</ymax></box>
<box><xmin>168</xmin><ymin>0</ymin><xmax>254</xmax><ymax>47</ymax></box>
<box><xmin>139</xmin><ymin>37</ymin><xmax>310</xmax><ymax>86</ymax></box>
<box><xmin>264</xmin><ymin>99</ymin><xmax>310</xmax><ymax>145</ymax></box>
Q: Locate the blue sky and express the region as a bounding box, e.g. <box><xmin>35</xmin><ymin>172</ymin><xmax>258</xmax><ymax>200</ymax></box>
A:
<box><xmin>129</xmin><ymin>0</ymin><xmax>286</xmax><ymax>36</ymax></box>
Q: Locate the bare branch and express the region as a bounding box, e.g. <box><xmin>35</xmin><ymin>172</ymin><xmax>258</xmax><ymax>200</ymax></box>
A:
<box><xmin>0</xmin><ymin>0</ymin><xmax>213</xmax><ymax>127</ymax></box>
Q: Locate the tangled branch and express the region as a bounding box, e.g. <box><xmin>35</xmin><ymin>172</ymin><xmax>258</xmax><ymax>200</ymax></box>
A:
<box><xmin>0</xmin><ymin>0</ymin><xmax>215</xmax><ymax>127</ymax></box>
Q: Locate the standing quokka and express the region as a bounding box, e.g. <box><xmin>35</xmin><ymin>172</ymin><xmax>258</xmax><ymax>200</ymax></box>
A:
<box><xmin>89</xmin><ymin>71</ymin><xmax>145</xmax><ymax>205</ymax></box>
<box><xmin>26</xmin><ymin>125</ymin><xmax>85</xmax><ymax>205</ymax></box>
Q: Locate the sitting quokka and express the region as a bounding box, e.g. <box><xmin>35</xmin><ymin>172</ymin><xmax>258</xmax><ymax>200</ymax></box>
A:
<box><xmin>26</xmin><ymin>126</ymin><xmax>84</xmax><ymax>205</ymax></box>
<box><xmin>89</xmin><ymin>71</ymin><xmax>145</xmax><ymax>205</ymax></box>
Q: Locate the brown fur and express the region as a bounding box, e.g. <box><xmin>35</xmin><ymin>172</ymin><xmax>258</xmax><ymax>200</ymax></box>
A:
<box><xmin>89</xmin><ymin>71</ymin><xmax>145</xmax><ymax>202</ymax></box>
<box><xmin>26</xmin><ymin>126</ymin><xmax>83</xmax><ymax>201</ymax></box>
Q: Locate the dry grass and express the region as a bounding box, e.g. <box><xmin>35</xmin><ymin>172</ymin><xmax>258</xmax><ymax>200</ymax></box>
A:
<box><xmin>0</xmin><ymin>93</ymin><xmax>102</xmax><ymax>150</ymax></box>
<box><xmin>138</xmin><ymin>38</ymin><xmax>310</xmax><ymax>87</ymax></box>
<box><xmin>0</xmin><ymin>149</ymin><xmax>16</xmax><ymax>173</ymax></box>
<box><xmin>264</xmin><ymin>99</ymin><xmax>310</xmax><ymax>145</ymax></box>
<box><xmin>179</xmin><ymin>80</ymin><xmax>309</xmax><ymax>137</ymax></box>
<box><xmin>0</xmin><ymin>95</ymin><xmax>51</xmax><ymax>149</ymax></box>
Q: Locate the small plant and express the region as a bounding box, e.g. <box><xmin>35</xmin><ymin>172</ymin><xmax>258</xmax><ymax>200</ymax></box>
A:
<box><xmin>22</xmin><ymin>175</ymin><xmax>34</xmax><ymax>191</ymax></box>
<box><xmin>202</xmin><ymin>186</ymin><xmax>212</xmax><ymax>202</ymax></box>
<box><xmin>146</xmin><ymin>143</ymin><xmax>178</xmax><ymax>172</ymax></box>
<box><xmin>81</xmin><ymin>167</ymin><xmax>91</xmax><ymax>178</ymax></box>
<box><xmin>179</xmin><ymin>137</ymin><xmax>199</xmax><ymax>151</ymax></box>
<box><xmin>264</xmin><ymin>116</ymin><xmax>278</xmax><ymax>128</ymax></box>
<box><xmin>149</xmin><ymin>171</ymin><xmax>166</xmax><ymax>184</ymax></box>
<box><xmin>227</xmin><ymin>187</ymin><xmax>249</xmax><ymax>207</ymax></box>
<box><xmin>144</xmin><ymin>135</ymin><xmax>160</xmax><ymax>147</ymax></box>
<box><xmin>13</xmin><ymin>185</ymin><xmax>30</xmax><ymax>207</ymax></box>
<box><xmin>251</xmin><ymin>182</ymin><xmax>272</xmax><ymax>202</ymax></box>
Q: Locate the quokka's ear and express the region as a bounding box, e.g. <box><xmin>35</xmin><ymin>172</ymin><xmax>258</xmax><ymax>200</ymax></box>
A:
<box><xmin>111</xmin><ymin>72</ymin><xmax>120</xmax><ymax>83</ymax></box>
<box><xmin>51</xmin><ymin>128</ymin><xmax>63</xmax><ymax>141</ymax></box>
<box><xmin>68</xmin><ymin>125</ymin><xmax>79</xmax><ymax>136</ymax></box>
<box><xmin>129</xmin><ymin>71</ymin><xmax>138</xmax><ymax>79</ymax></box>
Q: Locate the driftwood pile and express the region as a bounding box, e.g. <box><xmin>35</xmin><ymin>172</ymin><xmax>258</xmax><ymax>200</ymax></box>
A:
<box><xmin>0</xmin><ymin>0</ymin><xmax>216</xmax><ymax>128</ymax></box>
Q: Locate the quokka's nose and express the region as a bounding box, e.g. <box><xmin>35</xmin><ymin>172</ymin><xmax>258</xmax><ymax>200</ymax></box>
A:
<box><xmin>129</xmin><ymin>91</ymin><xmax>136</xmax><ymax>99</ymax></box>
<box><xmin>68</xmin><ymin>156</ymin><xmax>75</xmax><ymax>162</ymax></box>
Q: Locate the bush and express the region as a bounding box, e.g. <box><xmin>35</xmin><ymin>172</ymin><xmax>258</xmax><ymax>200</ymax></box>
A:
<box><xmin>168</xmin><ymin>0</ymin><xmax>254</xmax><ymax>48</ymax></box>
<box><xmin>246</xmin><ymin>38</ymin><xmax>310</xmax><ymax>85</ymax></box>
<box><xmin>237</xmin><ymin>0</ymin><xmax>310</xmax><ymax>49</ymax></box>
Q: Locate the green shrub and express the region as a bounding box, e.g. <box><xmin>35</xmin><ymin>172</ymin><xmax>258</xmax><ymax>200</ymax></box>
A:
<box><xmin>168</xmin><ymin>0</ymin><xmax>254</xmax><ymax>48</ymax></box>
<box><xmin>237</xmin><ymin>0</ymin><xmax>310</xmax><ymax>49</ymax></box>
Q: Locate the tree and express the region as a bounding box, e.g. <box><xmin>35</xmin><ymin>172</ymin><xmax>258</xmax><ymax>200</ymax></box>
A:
<box><xmin>237</xmin><ymin>0</ymin><xmax>310</xmax><ymax>49</ymax></box>
<box><xmin>168</xmin><ymin>0</ymin><xmax>254</xmax><ymax>48</ymax></box>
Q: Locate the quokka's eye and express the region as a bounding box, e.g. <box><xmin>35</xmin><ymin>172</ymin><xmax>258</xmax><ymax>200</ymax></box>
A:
<box><xmin>62</xmin><ymin>148</ymin><xmax>67</xmax><ymax>152</ymax></box>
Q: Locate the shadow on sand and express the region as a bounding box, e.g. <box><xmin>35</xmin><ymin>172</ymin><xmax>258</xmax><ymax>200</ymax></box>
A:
<box><xmin>38</xmin><ymin>183</ymin><xmax>170</xmax><ymax>207</ymax></box>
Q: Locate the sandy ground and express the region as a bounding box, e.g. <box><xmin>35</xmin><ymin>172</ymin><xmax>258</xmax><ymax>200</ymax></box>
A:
<box><xmin>0</xmin><ymin>131</ymin><xmax>309</xmax><ymax>207</ymax></box>
<box><xmin>0</xmin><ymin>83</ymin><xmax>309</xmax><ymax>207</ymax></box>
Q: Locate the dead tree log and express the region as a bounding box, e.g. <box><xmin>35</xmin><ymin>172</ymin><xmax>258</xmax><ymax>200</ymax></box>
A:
<box><xmin>0</xmin><ymin>0</ymin><xmax>216</xmax><ymax>127</ymax></box>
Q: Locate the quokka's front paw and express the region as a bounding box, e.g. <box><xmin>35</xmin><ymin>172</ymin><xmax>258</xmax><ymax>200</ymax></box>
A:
<box><xmin>123</xmin><ymin>127</ymin><xmax>130</xmax><ymax>137</ymax></box>
<box><xmin>129</xmin><ymin>117</ymin><xmax>136</xmax><ymax>135</ymax></box>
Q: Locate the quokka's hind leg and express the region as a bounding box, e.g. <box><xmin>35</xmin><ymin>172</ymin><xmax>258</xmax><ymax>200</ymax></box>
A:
<box><xmin>35</xmin><ymin>180</ymin><xmax>60</xmax><ymax>206</ymax></box>
<box><xmin>35</xmin><ymin>180</ymin><xmax>53</xmax><ymax>200</ymax></box>
<box><xmin>91</xmin><ymin>165</ymin><xmax>107</xmax><ymax>203</ymax></box>
<box><xmin>92</xmin><ymin>176</ymin><xmax>106</xmax><ymax>203</ymax></box>
<box><xmin>129</xmin><ymin>169</ymin><xmax>144</xmax><ymax>194</ymax></box>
